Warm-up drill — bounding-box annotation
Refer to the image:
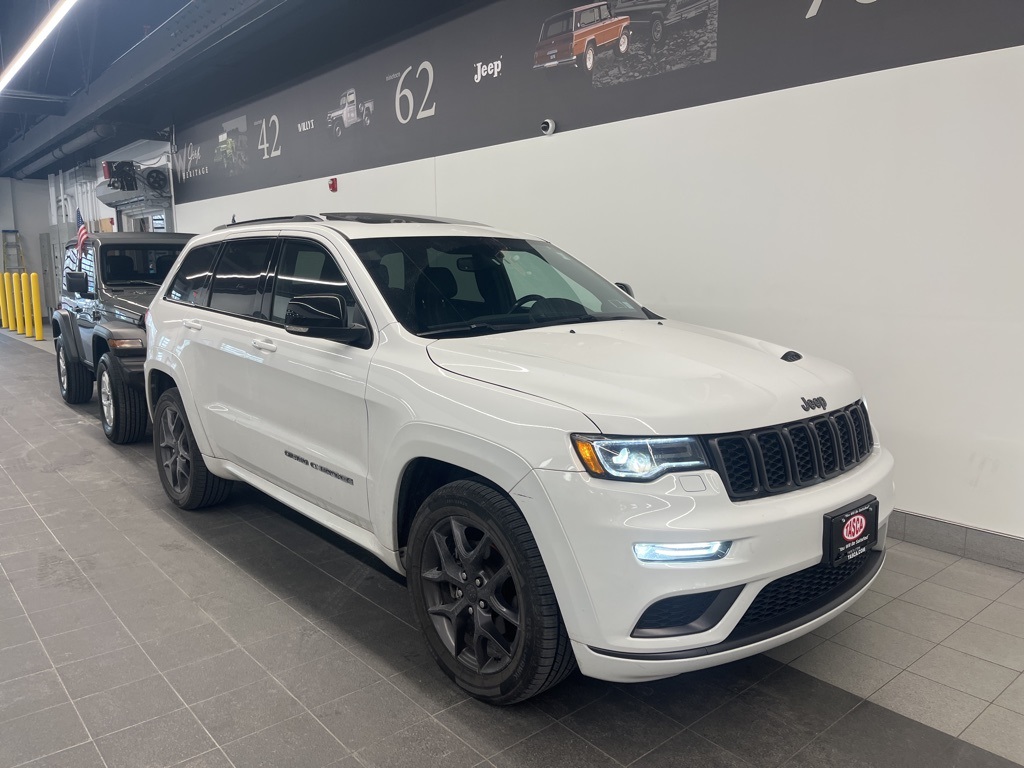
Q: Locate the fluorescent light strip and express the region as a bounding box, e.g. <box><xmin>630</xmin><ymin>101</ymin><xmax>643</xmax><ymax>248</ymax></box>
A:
<box><xmin>0</xmin><ymin>0</ymin><xmax>83</xmax><ymax>95</ymax></box>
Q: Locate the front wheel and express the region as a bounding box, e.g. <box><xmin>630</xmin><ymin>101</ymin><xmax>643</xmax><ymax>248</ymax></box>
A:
<box><xmin>154</xmin><ymin>388</ymin><xmax>233</xmax><ymax>509</ymax></box>
<box><xmin>583</xmin><ymin>42</ymin><xmax>597</xmax><ymax>72</ymax></box>
<box><xmin>407</xmin><ymin>480</ymin><xmax>575</xmax><ymax>705</ymax></box>
<box><xmin>56</xmin><ymin>336</ymin><xmax>93</xmax><ymax>404</ymax></box>
<box><xmin>97</xmin><ymin>354</ymin><xmax>147</xmax><ymax>444</ymax></box>
<box><xmin>615</xmin><ymin>29</ymin><xmax>630</xmax><ymax>57</ymax></box>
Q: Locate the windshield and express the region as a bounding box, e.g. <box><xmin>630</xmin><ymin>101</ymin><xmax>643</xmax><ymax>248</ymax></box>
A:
<box><xmin>100</xmin><ymin>244</ymin><xmax>186</xmax><ymax>287</ymax></box>
<box><xmin>349</xmin><ymin>236</ymin><xmax>647</xmax><ymax>337</ymax></box>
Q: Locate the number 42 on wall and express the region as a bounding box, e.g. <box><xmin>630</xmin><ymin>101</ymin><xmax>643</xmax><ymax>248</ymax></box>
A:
<box><xmin>806</xmin><ymin>0</ymin><xmax>877</xmax><ymax>19</ymax></box>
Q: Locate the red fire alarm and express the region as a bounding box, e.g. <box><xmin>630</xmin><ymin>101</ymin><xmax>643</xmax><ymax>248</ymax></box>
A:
<box><xmin>328</xmin><ymin>177</ymin><xmax>338</xmax><ymax>192</ymax></box>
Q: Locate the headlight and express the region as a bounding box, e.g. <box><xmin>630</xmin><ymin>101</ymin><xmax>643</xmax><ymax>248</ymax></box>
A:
<box><xmin>571</xmin><ymin>434</ymin><xmax>709</xmax><ymax>481</ymax></box>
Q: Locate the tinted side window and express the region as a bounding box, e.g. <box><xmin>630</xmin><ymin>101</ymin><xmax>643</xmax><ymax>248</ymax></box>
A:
<box><xmin>64</xmin><ymin>243</ymin><xmax>96</xmax><ymax>294</ymax></box>
<box><xmin>208</xmin><ymin>239</ymin><xmax>275</xmax><ymax>317</ymax></box>
<box><xmin>269</xmin><ymin>240</ymin><xmax>357</xmax><ymax>325</ymax></box>
<box><xmin>166</xmin><ymin>245</ymin><xmax>218</xmax><ymax>305</ymax></box>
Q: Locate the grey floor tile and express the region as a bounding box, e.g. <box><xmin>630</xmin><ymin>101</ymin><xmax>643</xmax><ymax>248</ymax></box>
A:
<box><xmin>191</xmin><ymin>677</ymin><xmax>304</xmax><ymax>744</ymax></box>
<box><xmin>972</xmin><ymin>602</ymin><xmax>1024</xmax><ymax>639</ymax></box>
<box><xmin>191</xmin><ymin>577</ymin><xmax>280</xmax><ymax>620</ymax></box>
<box><xmin>904</xmin><ymin>515</ymin><xmax>966</xmax><ymax>557</ymax></box>
<box><xmin>356</xmin><ymin>719</ymin><xmax>481</xmax><ymax>768</ymax></box>
<box><xmin>845</xmin><ymin>589</ymin><xmax>893</xmax><ymax>618</ymax></box>
<box><xmin>171</xmin><ymin>750</ymin><xmax>234</xmax><ymax>768</ymax></box>
<box><xmin>222</xmin><ymin>713</ymin><xmax>349</xmax><ymax>768</ymax></box>
<box><xmin>243</xmin><ymin>624</ymin><xmax>343</xmax><ymax>673</ymax></box>
<box><xmin>865</xmin><ymin>599</ymin><xmax>965</xmax><ymax>642</ymax></box>
<box><xmin>0</xmin><ymin>702</ymin><xmax>88</xmax><ymax>768</ymax></box>
<box><xmin>389</xmin><ymin>662</ymin><xmax>471</xmax><ymax>716</ymax></box>
<box><xmin>165</xmin><ymin>648</ymin><xmax>266</xmax><ymax>704</ymax></box>
<box><xmin>18</xmin><ymin>741</ymin><xmax>106</xmax><ymax>768</ymax></box>
<box><xmin>961</xmin><ymin>705</ymin><xmax>1024</xmax><ymax>765</ymax></box>
<box><xmin>942</xmin><ymin>623</ymin><xmax>1024</xmax><ymax>672</ymax></box>
<box><xmin>994</xmin><ymin>674</ymin><xmax>1024</xmax><ymax>715</ymax></box>
<box><xmin>275</xmin><ymin>649</ymin><xmax>380</xmax><ymax>709</ymax></box>
<box><xmin>693</xmin><ymin>696</ymin><xmax>815</xmax><ymax>768</ymax></box>
<box><xmin>791</xmin><ymin>641</ymin><xmax>899</xmax><ymax>698</ymax></box>
<box><xmin>81</xmin><ymin>562</ymin><xmax>171</xmax><ymax>597</ymax></box>
<box><xmin>869</xmin><ymin>569</ymin><xmax>921</xmax><ymax>598</ymax></box>
<box><xmin>217</xmin><ymin>600</ymin><xmax>308</xmax><ymax>646</ymax></box>
<box><xmin>741</xmin><ymin>666</ymin><xmax>862</xmax><ymax>732</ymax></box>
<box><xmin>764</xmin><ymin>633</ymin><xmax>826</xmax><ymax>664</ymax></box>
<box><xmin>28</xmin><ymin>596</ymin><xmax>115</xmax><ymax>639</ymax></box>
<box><xmin>140</xmin><ymin>622</ymin><xmax>236</xmax><ymax>673</ymax></box>
<box><xmin>869</xmin><ymin>671</ymin><xmax>987</xmax><ymax>736</ymax></box>
<box><xmin>966</xmin><ymin>529</ymin><xmax>1024</xmax><ymax>573</ymax></box>
<box><xmin>809</xmin><ymin>611</ymin><xmax>859</xmax><ymax>639</ymax></box>
<box><xmin>881</xmin><ymin>549</ymin><xmax>949</xmax><ymax>580</ymax></box>
<box><xmin>56</xmin><ymin>644</ymin><xmax>157</xmax><ymax>699</ymax></box>
<box><xmin>900</xmin><ymin>580</ymin><xmax>991</xmax><ymax>620</ymax></box>
<box><xmin>314</xmin><ymin>680</ymin><xmax>428</xmax><ymax>752</ymax></box>
<box><xmin>620</xmin><ymin>670</ymin><xmax>735</xmax><ymax>728</ymax></box>
<box><xmin>0</xmin><ymin>530</ymin><xmax>57</xmax><ymax>557</ymax></box>
<box><xmin>0</xmin><ymin>669</ymin><xmax>68</xmax><ymax>723</ymax></box>
<box><xmin>909</xmin><ymin>645</ymin><xmax>1017</xmax><ymax>701</ymax></box>
<box><xmin>13</xmin><ymin>580</ymin><xmax>98</xmax><ymax>614</ymax></box>
<box><xmin>832</xmin><ymin>619</ymin><xmax>935</xmax><ymax>668</ymax></box>
<box><xmin>75</xmin><ymin>674</ymin><xmax>183</xmax><ymax>737</ymax></box>
<box><xmin>928</xmin><ymin>560</ymin><xmax>1022</xmax><ymax>601</ymax></box>
<box><xmin>0</xmin><ymin>595</ymin><xmax>23</xmax><ymax>621</ymax></box>
<box><xmin>488</xmin><ymin>722</ymin><xmax>625</xmax><ymax>768</ymax></box>
<box><xmin>999</xmin><ymin>581</ymin><xmax>1024</xmax><ymax>610</ymax></box>
<box><xmin>41</xmin><ymin>619</ymin><xmax>134</xmax><ymax>666</ymax></box>
<box><xmin>0</xmin><ymin>517</ymin><xmax>47</xmax><ymax>538</ymax></box>
<box><xmin>0</xmin><ymin>614</ymin><xmax>35</xmax><ymax>650</ymax></box>
<box><xmin>95</xmin><ymin>707</ymin><xmax>215</xmax><ymax>768</ymax></box>
<box><xmin>0</xmin><ymin>639</ymin><xmax>51</xmax><ymax>683</ymax></box>
<box><xmin>334</xmin><ymin>615</ymin><xmax>432</xmax><ymax>678</ymax></box>
<box><xmin>563</xmin><ymin>689</ymin><xmax>679</xmax><ymax>764</ymax></box>
<box><xmin>893</xmin><ymin>542</ymin><xmax>961</xmax><ymax>565</ymax></box>
<box><xmin>113</xmin><ymin>597</ymin><xmax>211</xmax><ymax>644</ymax></box>
<box><xmin>632</xmin><ymin>729</ymin><xmax>752</xmax><ymax>767</ymax></box>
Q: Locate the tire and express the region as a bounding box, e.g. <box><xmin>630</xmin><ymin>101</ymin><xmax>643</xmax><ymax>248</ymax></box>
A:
<box><xmin>650</xmin><ymin>16</ymin><xmax>665</xmax><ymax>43</ymax></box>
<box><xmin>363</xmin><ymin>110</ymin><xmax>372</xmax><ymax>127</ymax></box>
<box><xmin>97</xmin><ymin>354</ymin><xmax>147</xmax><ymax>444</ymax></box>
<box><xmin>154</xmin><ymin>388</ymin><xmax>233</xmax><ymax>510</ymax></box>
<box><xmin>407</xmin><ymin>479</ymin><xmax>576</xmax><ymax>705</ymax></box>
<box><xmin>583</xmin><ymin>42</ymin><xmax>597</xmax><ymax>72</ymax></box>
<box><xmin>614</xmin><ymin>29</ymin><xmax>630</xmax><ymax>57</ymax></box>
<box><xmin>56</xmin><ymin>335</ymin><xmax>93</xmax><ymax>404</ymax></box>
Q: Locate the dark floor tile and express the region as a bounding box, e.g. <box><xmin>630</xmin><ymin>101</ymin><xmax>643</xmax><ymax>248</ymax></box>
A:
<box><xmin>564</xmin><ymin>688</ymin><xmax>681</xmax><ymax>763</ymax></box>
<box><xmin>190</xmin><ymin>575</ymin><xmax>280</xmax><ymax>619</ymax></box>
<box><xmin>356</xmin><ymin>718</ymin><xmax>480</xmax><ymax>768</ymax></box>
<box><xmin>19</xmin><ymin>741</ymin><xmax>106</xmax><ymax>768</ymax></box>
<box><xmin>80</xmin><ymin>562</ymin><xmax>171</xmax><ymax>597</ymax></box>
<box><xmin>141</xmin><ymin>622</ymin><xmax>236</xmax><ymax>672</ymax></box>
<box><xmin>165</xmin><ymin>648</ymin><xmax>266</xmax><ymax>704</ymax></box>
<box><xmin>41</xmin><ymin>619</ymin><xmax>134</xmax><ymax>666</ymax></box>
<box><xmin>621</xmin><ymin>671</ymin><xmax>736</xmax><ymax>727</ymax></box>
<box><xmin>244</xmin><ymin>624</ymin><xmax>344</xmax><ymax>673</ymax></box>
<box><xmin>0</xmin><ymin>702</ymin><xmax>88</xmax><ymax>768</ymax></box>
<box><xmin>56</xmin><ymin>644</ymin><xmax>157</xmax><ymax>699</ymax></box>
<box><xmin>338</xmin><ymin>615</ymin><xmax>432</xmax><ymax>677</ymax></box>
<box><xmin>0</xmin><ymin>613</ymin><xmax>35</xmax><ymax>650</ymax></box>
<box><xmin>12</xmin><ymin>580</ymin><xmax>98</xmax><ymax>614</ymax></box>
<box><xmin>284</xmin><ymin>582</ymin><xmax>364</xmax><ymax>622</ymax></box>
<box><xmin>191</xmin><ymin>677</ymin><xmax>304</xmax><ymax>744</ymax></box>
<box><xmin>28</xmin><ymin>596</ymin><xmax>115</xmax><ymax>639</ymax></box>
<box><xmin>95</xmin><ymin>707</ymin><xmax>215</xmax><ymax>768</ymax></box>
<box><xmin>76</xmin><ymin>674</ymin><xmax>183</xmax><ymax>737</ymax></box>
<box><xmin>0</xmin><ymin>639</ymin><xmax>51</xmax><ymax>683</ymax></box>
<box><xmin>0</xmin><ymin>669</ymin><xmax>68</xmax><ymax>723</ymax></box>
<box><xmin>490</xmin><ymin>723</ymin><xmax>618</xmax><ymax>768</ymax></box>
<box><xmin>737</xmin><ymin>667</ymin><xmax>861</xmax><ymax>735</ymax></box>
<box><xmin>389</xmin><ymin>661</ymin><xmax>470</xmax><ymax>715</ymax></box>
<box><xmin>218</xmin><ymin>600</ymin><xmax>309</xmax><ymax>645</ymax></box>
<box><xmin>275</xmin><ymin>650</ymin><xmax>380</xmax><ymax>709</ymax></box>
<box><xmin>692</xmin><ymin>697</ymin><xmax>817</xmax><ymax>768</ymax></box>
<box><xmin>436</xmin><ymin>696</ymin><xmax>556</xmax><ymax>759</ymax></box>
<box><xmin>314</xmin><ymin>680</ymin><xmax>427</xmax><ymax>752</ymax></box>
<box><xmin>222</xmin><ymin>713</ymin><xmax>349</xmax><ymax>768</ymax></box>
<box><xmin>633</xmin><ymin>729</ymin><xmax>755</xmax><ymax>767</ymax></box>
<box><xmin>113</xmin><ymin>597</ymin><xmax>211</xmax><ymax>644</ymax></box>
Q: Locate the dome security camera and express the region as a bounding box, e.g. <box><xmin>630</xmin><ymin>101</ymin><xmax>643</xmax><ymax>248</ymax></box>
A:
<box><xmin>540</xmin><ymin>119</ymin><xmax>557</xmax><ymax>136</ymax></box>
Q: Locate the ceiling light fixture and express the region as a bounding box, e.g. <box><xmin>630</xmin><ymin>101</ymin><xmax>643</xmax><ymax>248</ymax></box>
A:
<box><xmin>0</xmin><ymin>0</ymin><xmax>83</xmax><ymax>95</ymax></box>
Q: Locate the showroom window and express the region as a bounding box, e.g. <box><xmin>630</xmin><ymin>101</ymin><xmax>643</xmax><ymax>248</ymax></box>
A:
<box><xmin>207</xmin><ymin>239</ymin><xmax>275</xmax><ymax>317</ymax></box>
<box><xmin>166</xmin><ymin>244</ymin><xmax>219</xmax><ymax>306</ymax></box>
<box><xmin>267</xmin><ymin>239</ymin><xmax>360</xmax><ymax>325</ymax></box>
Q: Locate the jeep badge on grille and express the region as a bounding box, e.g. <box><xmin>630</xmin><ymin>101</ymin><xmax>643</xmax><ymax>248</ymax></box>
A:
<box><xmin>801</xmin><ymin>396</ymin><xmax>827</xmax><ymax>412</ymax></box>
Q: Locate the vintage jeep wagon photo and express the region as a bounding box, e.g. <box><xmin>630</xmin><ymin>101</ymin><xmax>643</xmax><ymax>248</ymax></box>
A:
<box><xmin>533</xmin><ymin>2</ymin><xmax>631</xmax><ymax>72</ymax></box>
<box><xmin>610</xmin><ymin>0</ymin><xmax>712</xmax><ymax>43</ymax></box>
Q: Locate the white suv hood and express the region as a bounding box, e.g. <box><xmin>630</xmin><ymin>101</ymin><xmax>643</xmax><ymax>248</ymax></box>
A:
<box><xmin>426</xmin><ymin>320</ymin><xmax>862</xmax><ymax>435</ymax></box>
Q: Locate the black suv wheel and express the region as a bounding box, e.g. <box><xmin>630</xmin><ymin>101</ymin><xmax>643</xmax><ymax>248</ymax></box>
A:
<box><xmin>154</xmin><ymin>388</ymin><xmax>233</xmax><ymax>509</ymax></box>
<box><xmin>97</xmin><ymin>354</ymin><xmax>148</xmax><ymax>444</ymax></box>
<box><xmin>407</xmin><ymin>480</ymin><xmax>576</xmax><ymax>705</ymax></box>
<box><xmin>56</xmin><ymin>335</ymin><xmax>93</xmax><ymax>404</ymax></box>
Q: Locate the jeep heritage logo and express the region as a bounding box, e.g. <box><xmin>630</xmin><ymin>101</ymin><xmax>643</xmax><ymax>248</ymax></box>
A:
<box><xmin>801</xmin><ymin>396</ymin><xmax>827</xmax><ymax>412</ymax></box>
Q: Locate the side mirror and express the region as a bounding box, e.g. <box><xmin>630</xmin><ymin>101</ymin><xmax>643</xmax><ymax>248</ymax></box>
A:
<box><xmin>66</xmin><ymin>271</ymin><xmax>89</xmax><ymax>296</ymax></box>
<box><xmin>285</xmin><ymin>295</ymin><xmax>369</xmax><ymax>345</ymax></box>
<box><xmin>615</xmin><ymin>282</ymin><xmax>634</xmax><ymax>298</ymax></box>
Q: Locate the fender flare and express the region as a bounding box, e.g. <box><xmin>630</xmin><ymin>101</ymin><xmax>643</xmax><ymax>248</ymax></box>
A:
<box><xmin>51</xmin><ymin>309</ymin><xmax>86</xmax><ymax>364</ymax></box>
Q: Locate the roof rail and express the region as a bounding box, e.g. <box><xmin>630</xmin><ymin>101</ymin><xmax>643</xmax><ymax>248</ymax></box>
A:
<box><xmin>320</xmin><ymin>212</ymin><xmax>484</xmax><ymax>226</ymax></box>
<box><xmin>213</xmin><ymin>214</ymin><xmax>325</xmax><ymax>230</ymax></box>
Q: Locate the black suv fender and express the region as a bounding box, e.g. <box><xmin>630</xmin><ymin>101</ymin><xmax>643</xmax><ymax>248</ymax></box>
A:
<box><xmin>51</xmin><ymin>309</ymin><xmax>87</xmax><ymax>364</ymax></box>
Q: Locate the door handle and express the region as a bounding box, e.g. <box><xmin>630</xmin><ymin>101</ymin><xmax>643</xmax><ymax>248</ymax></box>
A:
<box><xmin>252</xmin><ymin>339</ymin><xmax>277</xmax><ymax>352</ymax></box>
<box><xmin>182</xmin><ymin>319</ymin><xmax>203</xmax><ymax>331</ymax></box>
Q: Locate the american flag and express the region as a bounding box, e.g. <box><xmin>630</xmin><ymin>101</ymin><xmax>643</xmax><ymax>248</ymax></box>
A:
<box><xmin>75</xmin><ymin>208</ymin><xmax>88</xmax><ymax>269</ymax></box>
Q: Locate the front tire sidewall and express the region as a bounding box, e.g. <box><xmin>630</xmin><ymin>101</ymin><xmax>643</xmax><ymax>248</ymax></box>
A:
<box><xmin>97</xmin><ymin>354</ymin><xmax>147</xmax><ymax>444</ymax></box>
<box><xmin>408</xmin><ymin>487</ymin><xmax>538</xmax><ymax>703</ymax></box>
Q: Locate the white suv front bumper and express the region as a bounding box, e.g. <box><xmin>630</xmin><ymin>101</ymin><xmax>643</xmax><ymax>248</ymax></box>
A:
<box><xmin>510</xmin><ymin>446</ymin><xmax>895</xmax><ymax>683</ymax></box>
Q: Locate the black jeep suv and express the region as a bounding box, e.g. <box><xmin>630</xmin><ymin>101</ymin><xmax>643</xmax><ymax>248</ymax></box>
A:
<box><xmin>53</xmin><ymin>232</ymin><xmax>193</xmax><ymax>443</ymax></box>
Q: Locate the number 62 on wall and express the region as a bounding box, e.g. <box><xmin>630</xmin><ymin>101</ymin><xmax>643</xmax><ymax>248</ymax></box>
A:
<box><xmin>395</xmin><ymin>61</ymin><xmax>437</xmax><ymax>124</ymax></box>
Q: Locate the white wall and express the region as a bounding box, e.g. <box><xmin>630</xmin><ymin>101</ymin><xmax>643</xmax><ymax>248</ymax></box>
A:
<box><xmin>176</xmin><ymin>45</ymin><xmax>1024</xmax><ymax>538</ymax></box>
<box><xmin>11</xmin><ymin>179</ymin><xmax>52</xmax><ymax>275</ymax></box>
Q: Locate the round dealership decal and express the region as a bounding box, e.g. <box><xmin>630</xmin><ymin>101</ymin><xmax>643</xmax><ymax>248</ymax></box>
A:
<box><xmin>843</xmin><ymin>514</ymin><xmax>867</xmax><ymax>542</ymax></box>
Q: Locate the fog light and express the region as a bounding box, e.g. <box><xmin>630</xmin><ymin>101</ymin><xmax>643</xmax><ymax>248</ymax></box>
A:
<box><xmin>633</xmin><ymin>542</ymin><xmax>730</xmax><ymax>563</ymax></box>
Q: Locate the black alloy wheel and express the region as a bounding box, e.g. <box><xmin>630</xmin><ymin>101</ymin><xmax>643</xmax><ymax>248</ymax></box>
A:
<box><xmin>154</xmin><ymin>388</ymin><xmax>232</xmax><ymax>509</ymax></box>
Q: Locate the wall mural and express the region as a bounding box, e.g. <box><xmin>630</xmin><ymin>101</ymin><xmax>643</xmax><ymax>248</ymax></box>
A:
<box><xmin>173</xmin><ymin>0</ymin><xmax>1024</xmax><ymax>204</ymax></box>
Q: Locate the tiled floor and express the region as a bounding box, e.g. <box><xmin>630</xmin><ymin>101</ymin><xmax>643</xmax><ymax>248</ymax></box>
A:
<box><xmin>1</xmin><ymin>331</ymin><xmax>1023</xmax><ymax>768</ymax></box>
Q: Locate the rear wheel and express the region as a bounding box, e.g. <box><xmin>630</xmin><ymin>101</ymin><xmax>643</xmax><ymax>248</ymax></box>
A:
<box><xmin>154</xmin><ymin>388</ymin><xmax>232</xmax><ymax>509</ymax></box>
<box><xmin>56</xmin><ymin>336</ymin><xmax>93</xmax><ymax>404</ymax></box>
<box><xmin>651</xmin><ymin>17</ymin><xmax>665</xmax><ymax>43</ymax></box>
<box><xmin>615</xmin><ymin>29</ymin><xmax>630</xmax><ymax>57</ymax></box>
<box><xmin>97</xmin><ymin>354</ymin><xmax>147</xmax><ymax>444</ymax></box>
<box><xmin>407</xmin><ymin>480</ymin><xmax>575</xmax><ymax>705</ymax></box>
<box><xmin>583</xmin><ymin>42</ymin><xmax>597</xmax><ymax>72</ymax></box>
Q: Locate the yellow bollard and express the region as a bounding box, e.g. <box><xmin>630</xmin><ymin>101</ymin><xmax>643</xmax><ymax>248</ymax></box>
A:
<box><xmin>2</xmin><ymin>273</ymin><xmax>12</xmax><ymax>330</ymax></box>
<box><xmin>0</xmin><ymin>273</ymin><xmax>8</xmax><ymax>329</ymax></box>
<box><xmin>31</xmin><ymin>273</ymin><xmax>43</xmax><ymax>341</ymax></box>
<box><xmin>21</xmin><ymin>273</ymin><xmax>32</xmax><ymax>336</ymax></box>
<box><xmin>11</xmin><ymin>273</ymin><xmax>24</xmax><ymax>334</ymax></box>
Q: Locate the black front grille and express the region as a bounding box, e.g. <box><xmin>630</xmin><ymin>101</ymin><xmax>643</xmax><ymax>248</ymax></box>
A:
<box><xmin>730</xmin><ymin>553</ymin><xmax>872</xmax><ymax>637</ymax></box>
<box><xmin>706</xmin><ymin>401</ymin><xmax>874</xmax><ymax>501</ymax></box>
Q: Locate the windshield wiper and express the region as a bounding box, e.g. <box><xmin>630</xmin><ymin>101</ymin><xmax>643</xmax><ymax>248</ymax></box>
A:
<box><xmin>530</xmin><ymin>314</ymin><xmax>642</xmax><ymax>328</ymax></box>
<box><xmin>109</xmin><ymin>280</ymin><xmax>161</xmax><ymax>288</ymax></box>
<box><xmin>418</xmin><ymin>322</ymin><xmax>512</xmax><ymax>339</ymax></box>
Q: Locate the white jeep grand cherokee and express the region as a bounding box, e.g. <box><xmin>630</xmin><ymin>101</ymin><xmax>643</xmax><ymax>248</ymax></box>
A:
<box><xmin>145</xmin><ymin>213</ymin><xmax>894</xmax><ymax>704</ymax></box>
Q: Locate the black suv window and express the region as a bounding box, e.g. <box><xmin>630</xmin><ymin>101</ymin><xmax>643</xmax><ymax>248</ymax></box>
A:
<box><xmin>208</xmin><ymin>239</ymin><xmax>275</xmax><ymax>317</ymax></box>
<box><xmin>268</xmin><ymin>239</ymin><xmax>359</xmax><ymax>325</ymax></box>
<box><xmin>101</xmin><ymin>244</ymin><xmax>185</xmax><ymax>287</ymax></box>
<box><xmin>166</xmin><ymin>244</ymin><xmax>219</xmax><ymax>306</ymax></box>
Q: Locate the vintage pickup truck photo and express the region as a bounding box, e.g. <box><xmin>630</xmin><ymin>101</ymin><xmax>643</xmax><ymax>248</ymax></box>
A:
<box><xmin>533</xmin><ymin>2</ymin><xmax>631</xmax><ymax>73</ymax></box>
